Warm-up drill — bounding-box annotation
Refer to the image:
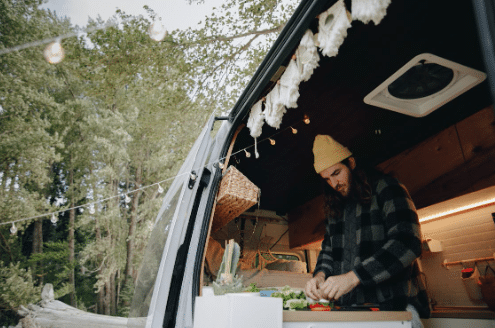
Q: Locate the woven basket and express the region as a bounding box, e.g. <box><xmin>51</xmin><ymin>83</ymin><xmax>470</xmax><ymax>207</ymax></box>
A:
<box><xmin>212</xmin><ymin>166</ymin><xmax>260</xmax><ymax>232</ymax></box>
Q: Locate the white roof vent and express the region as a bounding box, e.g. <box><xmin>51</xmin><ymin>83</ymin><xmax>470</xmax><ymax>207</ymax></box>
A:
<box><xmin>364</xmin><ymin>53</ymin><xmax>486</xmax><ymax>117</ymax></box>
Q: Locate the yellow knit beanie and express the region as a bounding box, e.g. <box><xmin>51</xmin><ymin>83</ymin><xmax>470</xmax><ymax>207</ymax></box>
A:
<box><xmin>313</xmin><ymin>135</ymin><xmax>352</xmax><ymax>174</ymax></box>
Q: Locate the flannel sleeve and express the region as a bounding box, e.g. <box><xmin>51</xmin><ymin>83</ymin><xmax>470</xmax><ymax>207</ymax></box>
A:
<box><xmin>353</xmin><ymin>176</ymin><xmax>422</xmax><ymax>286</ymax></box>
<box><xmin>313</xmin><ymin>222</ymin><xmax>334</xmax><ymax>278</ymax></box>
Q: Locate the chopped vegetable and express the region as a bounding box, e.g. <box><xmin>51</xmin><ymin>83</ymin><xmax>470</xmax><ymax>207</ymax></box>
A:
<box><xmin>271</xmin><ymin>285</ymin><xmax>306</xmax><ymax>308</ymax></box>
<box><xmin>309</xmin><ymin>303</ymin><xmax>332</xmax><ymax>311</ymax></box>
<box><xmin>285</xmin><ymin>299</ymin><xmax>309</xmax><ymax>310</ymax></box>
<box><xmin>244</xmin><ymin>283</ymin><xmax>260</xmax><ymax>293</ymax></box>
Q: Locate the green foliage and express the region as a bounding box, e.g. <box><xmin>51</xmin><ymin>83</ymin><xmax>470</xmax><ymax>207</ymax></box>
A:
<box><xmin>27</xmin><ymin>241</ymin><xmax>73</xmax><ymax>299</ymax></box>
<box><xmin>0</xmin><ymin>262</ymin><xmax>42</xmax><ymax>310</ymax></box>
<box><xmin>0</xmin><ymin>0</ymin><xmax>299</xmax><ymax>319</ymax></box>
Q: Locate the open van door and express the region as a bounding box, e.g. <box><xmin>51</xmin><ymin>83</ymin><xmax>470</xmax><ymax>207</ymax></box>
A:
<box><xmin>127</xmin><ymin>115</ymin><xmax>232</xmax><ymax>328</ymax></box>
<box><xmin>473</xmin><ymin>0</ymin><xmax>495</xmax><ymax>107</ymax></box>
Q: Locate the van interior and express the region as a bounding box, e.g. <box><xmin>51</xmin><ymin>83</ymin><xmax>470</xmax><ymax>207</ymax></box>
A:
<box><xmin>202</xmin><ymin>0</ymin><xmax>495</xmax><ymax>325</ymax></box>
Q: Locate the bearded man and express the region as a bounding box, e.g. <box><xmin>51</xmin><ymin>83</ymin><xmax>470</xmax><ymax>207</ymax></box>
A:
<box><xmin>305</xmin><ymin>135</ymin><xmax>430</xmax><ymax>327</ymax></box>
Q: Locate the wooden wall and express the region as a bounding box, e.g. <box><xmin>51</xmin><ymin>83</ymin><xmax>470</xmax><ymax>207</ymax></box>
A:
<box><xmin>378</xmin><ymin>106</ymin><xmax>495</xmax><ymax>209</ymax></box>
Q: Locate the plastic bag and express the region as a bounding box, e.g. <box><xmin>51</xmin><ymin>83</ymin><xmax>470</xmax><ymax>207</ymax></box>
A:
<box><xmin>479</xmin><ymin>264</ymin><xmax>495</xmax><ymax>312</ymax></box>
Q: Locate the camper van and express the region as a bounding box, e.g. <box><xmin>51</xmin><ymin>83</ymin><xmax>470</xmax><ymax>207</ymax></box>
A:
<box><xmin>128</xmin><ymin>0</ymin><xmax>495</xmax><ymax>327</ymax></box>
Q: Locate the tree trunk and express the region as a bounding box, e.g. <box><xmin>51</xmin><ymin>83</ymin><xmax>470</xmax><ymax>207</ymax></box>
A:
<box><xmin>32</xmin><ymin>218</ymin><xmax>43</xmax><ymax>284</ymax></box>
<box><xmin>110</xmin><ymin>272</ymin><xmax>117</xmax><ymax>315</ymax></box>
<box><xmin>104</xmin><ymin>280</ymin><xmax>111</xmax><ymax>315</ymax></box>
<box><xmin>68</xmin><ymin>169</ymin><xmax>76</xmax><ymax>307</ymax></box>
<box><xmin>95</xmin><ymin>214</ymin><xmax>105</xmax><ymax>314</ymax></box>
<box><xmin>124</xmin><ymin>163</ymin><xmax>142</xmax><ymax>289</ymax></box>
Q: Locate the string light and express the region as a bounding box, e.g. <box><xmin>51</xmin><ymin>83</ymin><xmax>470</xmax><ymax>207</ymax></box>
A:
<box><xmin>43</xmin><ymin>40</ymin><xmax>65</xmax><ymax>64</ymax></box>
<box><xmin>1</xmin><ymin>115</ymin><xmax>310</xmax><ymax>228</ymax></box>
<box><xmin>10</xmin><ymin>223</ymin><xmax>17</xmax><ymax>235</ymax></box>
<box><xmin>291</xmin><ymin>126</ymin><xmax>298</xmax><ymax>134</ymax></box>
<box><xmin>51</xmin><ymin>213</ymin><xmax>58</xmax><ymax>224</ymax></box>
<box><xmin>149</xmin><ymin>21</ymin><xmax>167</xmax><ymax>42</ymax></box>
<box><xmin>190</xmin><ymin>172</ymin><xmax>197</xmax><ymax>181</ymax></box>
<box><xmin>304</xmin><ymin>115</ymin><xmax>310</xmax><ymax>124</ymax></box>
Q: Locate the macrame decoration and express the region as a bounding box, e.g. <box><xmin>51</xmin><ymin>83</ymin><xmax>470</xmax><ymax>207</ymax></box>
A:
<box><xmin>351</xmin><ymin>0</ymin><xmax>391</xmax><ymax>25</ymax></box>
<box><xmin>246</xmin><ymin>99</ymin><xmax>264</xmax><ymax>158</ymax></box>
<box><xmin>247</xmin><ymin>99</ymin><xmax>264</xmax><ymax>138</ymax></box>
<box><xmin>296</xmin><ymin>30</ymin><xmax>320</xmax><ymax>82</ymax></box>
<box><xmin>317</xmin><ymin>0</ymin><xmax>352</xmax><ymax>58</ymax></box>
<box><xmin>263</xmin><ymin>83</ymin><xmax>287</xmax><ymax>130</ymax></box>
<box><xmin>244</xmin><ymin>0</ymin><xmax>393</xmax><ymax>159</ymax></box>
<box><xmin>278</xmin><ymin>57</ymin><xmax>301</xmax><ymax>109</ymax></box>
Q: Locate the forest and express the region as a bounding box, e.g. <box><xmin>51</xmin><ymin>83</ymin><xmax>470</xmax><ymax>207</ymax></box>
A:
<box><xmin>0</xmin><ymin>0</ymin><xmax>297</xmax><ymax>324</ymax></box>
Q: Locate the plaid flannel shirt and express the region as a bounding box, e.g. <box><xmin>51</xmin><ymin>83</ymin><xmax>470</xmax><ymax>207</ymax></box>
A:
<box><xmin>314</xmin><ymin>174</ymin><xmax>427</xmax><ymax>311</ymax></box>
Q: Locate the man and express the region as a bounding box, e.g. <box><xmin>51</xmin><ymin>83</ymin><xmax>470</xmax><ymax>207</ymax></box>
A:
<box><xmin>305</xmin><ymin>135</ymin><xmax>429</xmax><ymax>324</ymax></box>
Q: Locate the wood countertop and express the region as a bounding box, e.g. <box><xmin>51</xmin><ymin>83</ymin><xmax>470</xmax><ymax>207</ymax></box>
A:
<box><xmin>431</xmin><ymin>307</ymin><xmax>495</xmax><ymax>319</ymax></box>
<box><xmin>283</xmin><ymin>311</ymin><xmax>412</xmax><ymax>322</ymax></box>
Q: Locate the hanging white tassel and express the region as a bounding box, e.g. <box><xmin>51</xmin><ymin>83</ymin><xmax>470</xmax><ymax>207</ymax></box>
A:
<box><xmin>263</xmin><ymin>84</ymin><xmax>286</xmax><ymax>129</ymax></box>
<box><xmin>247</xmin><ymin>99</ymin><xmax>265</xmax><ymax>138</ymax></box>
<box><xmin>317</xmin><ymin>0</ymin><xmax>352</xmax><ymax>58</ymax></box>
<box><xmin>351</xmin><ymin>0</ymin><xmax>391</xmax><ymax>25</ymax></box>
<box><xmin>278</xmin><ymin>58</ymin><xmax>301</xmax><ymax>108</ymax></box>
<box><xmin>254</xmin><ymin>138</ymin><xmax>260</xmax><ymax>158</ymax></box>
<box><xmin>297</xmin><ymin>30</ymin><xmax>320</xmax><ymax>82</ymax></box>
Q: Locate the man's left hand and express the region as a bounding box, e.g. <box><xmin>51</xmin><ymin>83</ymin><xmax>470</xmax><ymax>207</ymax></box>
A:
<box><xmin>320</xmin><ymin>271</ymin><xmax>361</xmax><ymax>301</ymax></box>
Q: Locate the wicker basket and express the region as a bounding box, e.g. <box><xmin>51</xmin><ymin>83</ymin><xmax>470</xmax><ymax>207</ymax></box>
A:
<box><xmin>212</xmin><ymin>166</ymin><xmax>260</xmax><ymax>232</ymax></box>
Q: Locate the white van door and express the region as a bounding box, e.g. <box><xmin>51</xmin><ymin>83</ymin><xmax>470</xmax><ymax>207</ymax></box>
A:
<box><xmin>128</xmin><ymin>115</ymin><xmax>231</xmax><ymax>328</ymax></box>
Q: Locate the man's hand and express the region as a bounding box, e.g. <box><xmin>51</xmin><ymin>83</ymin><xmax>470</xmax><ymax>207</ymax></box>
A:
<box><xmin>320</xmin><ymin>271</ymin><xmax>361</xmax><ymax>301</ymax></box>
<box><xmin>305</xmin><ymin>271</ymin><xmax>326</xmax><ymax>300</ymax></box>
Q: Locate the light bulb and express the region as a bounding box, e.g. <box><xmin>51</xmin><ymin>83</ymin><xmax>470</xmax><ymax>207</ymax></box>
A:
<box><xmin>218</xmin><ymin>162</ymin><xmax>224</xmax><ymax>169</ymax></box>
<box><xmin>149</xmin><ymin>21</ymin><xmax>167</xmax><ymax>42</ymax></box>
<box><xmin>244</xmin><ymin>149</ymin><xmax>251</xmax><ymax>158</ymax></box>
<box><xmin>51</xmin><ymin>213</ymin><xmax>58</xmax><ymax>224</ymax></box>
<box><xmin>125</xmin><ymin>194</ymin><xmax>131</xmax><ymax>203</ymax></box>
<box><xmin>269</xmin><ymin>138</ymin><xmax>276</xmax><ymax>145</ymax></box>
<box><xmin>303</xmin><ymin>115</ymin><xmax>310</xmax><ymax>124</ymax></box>
<box><xmin>89</xmin><ymin>205</ymin><xmax>95</xmax><ymax>215</ymax></box>
<box><xmin>190</xmin><ymin>173</ymin><xmax>197</xmax><ymax>181</ymax></box>
<box><xmin>10</xmin><ymin>223</ymin><xmax>17</xmax><ymax>235</ymax></box>
<box><xmin>44</xmin><ymin>40</ymin><xmax>65</xmax><ymax>64</ymax></box>
<box><xmin>157</xmin><ymin>184</ymin><xmax>164</xmax><ymax>194</ymax></box>
<box><xmin>291</xmin><ymin>127</ymin><xmax>298</xmax><ymax>134</ymax></box>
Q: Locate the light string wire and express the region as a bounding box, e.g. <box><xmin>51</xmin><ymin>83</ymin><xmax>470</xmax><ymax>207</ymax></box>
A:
<box><xmin>0</xmin><ymin>117</ymin><xmax>309</xmax><ymax>228</ymax></box>
<box><xmin>0</xmin><ymin>21</ymin><xmax>123</xmax><ymax>56</ymax></box>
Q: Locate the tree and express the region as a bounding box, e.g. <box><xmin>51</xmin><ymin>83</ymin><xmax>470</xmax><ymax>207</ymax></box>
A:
<box><xmin>0</xmin><ymin>0</ymin><xmax>299</xmax><ymax>322</ymax></box>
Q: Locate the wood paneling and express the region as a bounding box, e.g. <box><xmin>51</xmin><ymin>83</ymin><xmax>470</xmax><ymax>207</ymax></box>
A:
<box><xmin>378</xmin><ymin>125</ymin><xmax>465</xmax><ymax>195</ymax></box>
<box><xmin>288</xmin><ymin>195</ymin><xmax>326</xmax><ymax>249</ymax></box>
<box><xmin>378</xmin><ymin>106</ymin><xmax>495</xmax><ymax>209</ymax></box>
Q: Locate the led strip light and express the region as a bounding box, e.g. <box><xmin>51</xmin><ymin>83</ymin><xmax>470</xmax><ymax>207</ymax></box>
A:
<box><xmin>419</xmin><ymin>197</ymin><xmax>495</xmax><ymax>223</ymax></box>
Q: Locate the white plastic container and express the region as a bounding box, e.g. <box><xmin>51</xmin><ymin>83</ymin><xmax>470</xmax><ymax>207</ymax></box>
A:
<box><xmin>194</xmin><ymin>293</ymin><xmax>282</xmax><ymax>328</ymax></box>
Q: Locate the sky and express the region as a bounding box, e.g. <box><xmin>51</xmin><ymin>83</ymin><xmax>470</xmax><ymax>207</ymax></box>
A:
<box><xmin>41</xmin><ymin>0</ymin><xmax>226</xmax><ymax>30</ymax></box>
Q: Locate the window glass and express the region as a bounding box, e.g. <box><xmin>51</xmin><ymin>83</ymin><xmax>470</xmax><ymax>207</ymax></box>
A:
<box><xmin>128</xmin><ymin>188</ymin><xmax>182</xmax><ymax>322</ymax></box>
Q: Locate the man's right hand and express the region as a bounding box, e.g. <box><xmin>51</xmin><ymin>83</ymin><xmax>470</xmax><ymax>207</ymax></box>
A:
<box><xmin>305</xmin><ymin>271</ymin><xmax>326</xmax><ymax>300</ymax></box>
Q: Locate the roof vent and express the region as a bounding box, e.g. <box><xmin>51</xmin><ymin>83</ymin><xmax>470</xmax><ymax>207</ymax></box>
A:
<box><xmin>364</xmin><ymin>53</ymin><xmax>486</xmax><ymax>117</ymax></box>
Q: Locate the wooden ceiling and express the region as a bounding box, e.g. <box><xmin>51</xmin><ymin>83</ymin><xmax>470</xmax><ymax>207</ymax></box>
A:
<box><xmin>232</xmin><ymin>0</ymin><xmax>495</xmax><ymax>213</ymax></box>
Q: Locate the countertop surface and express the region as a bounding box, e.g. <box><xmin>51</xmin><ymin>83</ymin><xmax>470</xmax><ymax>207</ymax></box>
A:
<box><xmin>283</xmin><ymin>311</ymin><xmax>412</xmax><ymax>322</ymax></box>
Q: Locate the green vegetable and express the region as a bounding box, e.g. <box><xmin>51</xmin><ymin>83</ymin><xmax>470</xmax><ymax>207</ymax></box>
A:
<box><xmin>271</xmin><ymin>286</ymin><xmax>306</xmax><ymax>308</ymax></box>
<box><xmin>285</xmin><ymin>299</ymin><xmax>309</xmax><ymax>310</ymax></box>
<box><xmin>244</xmin><ymin>283</ymin><xmax>260</xmax><ymax>293</ymax></box>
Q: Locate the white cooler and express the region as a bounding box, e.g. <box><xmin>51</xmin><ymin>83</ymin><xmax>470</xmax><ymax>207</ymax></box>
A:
<box><xmin>193</xmin><ymin>291</ymin><xmax>283</xmax><ymax>328</ymax></box>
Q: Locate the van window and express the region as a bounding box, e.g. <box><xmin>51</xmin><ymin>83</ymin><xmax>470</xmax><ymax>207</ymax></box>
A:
<box><xmin>128</xmin><ymin>188</ymin><xmax>182</xmax><ymax>319</ymax></box>
<box><xmin>273</xmin><ymin>254</ymin><xmax>301</xmax><ymax>261</ymax></box>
